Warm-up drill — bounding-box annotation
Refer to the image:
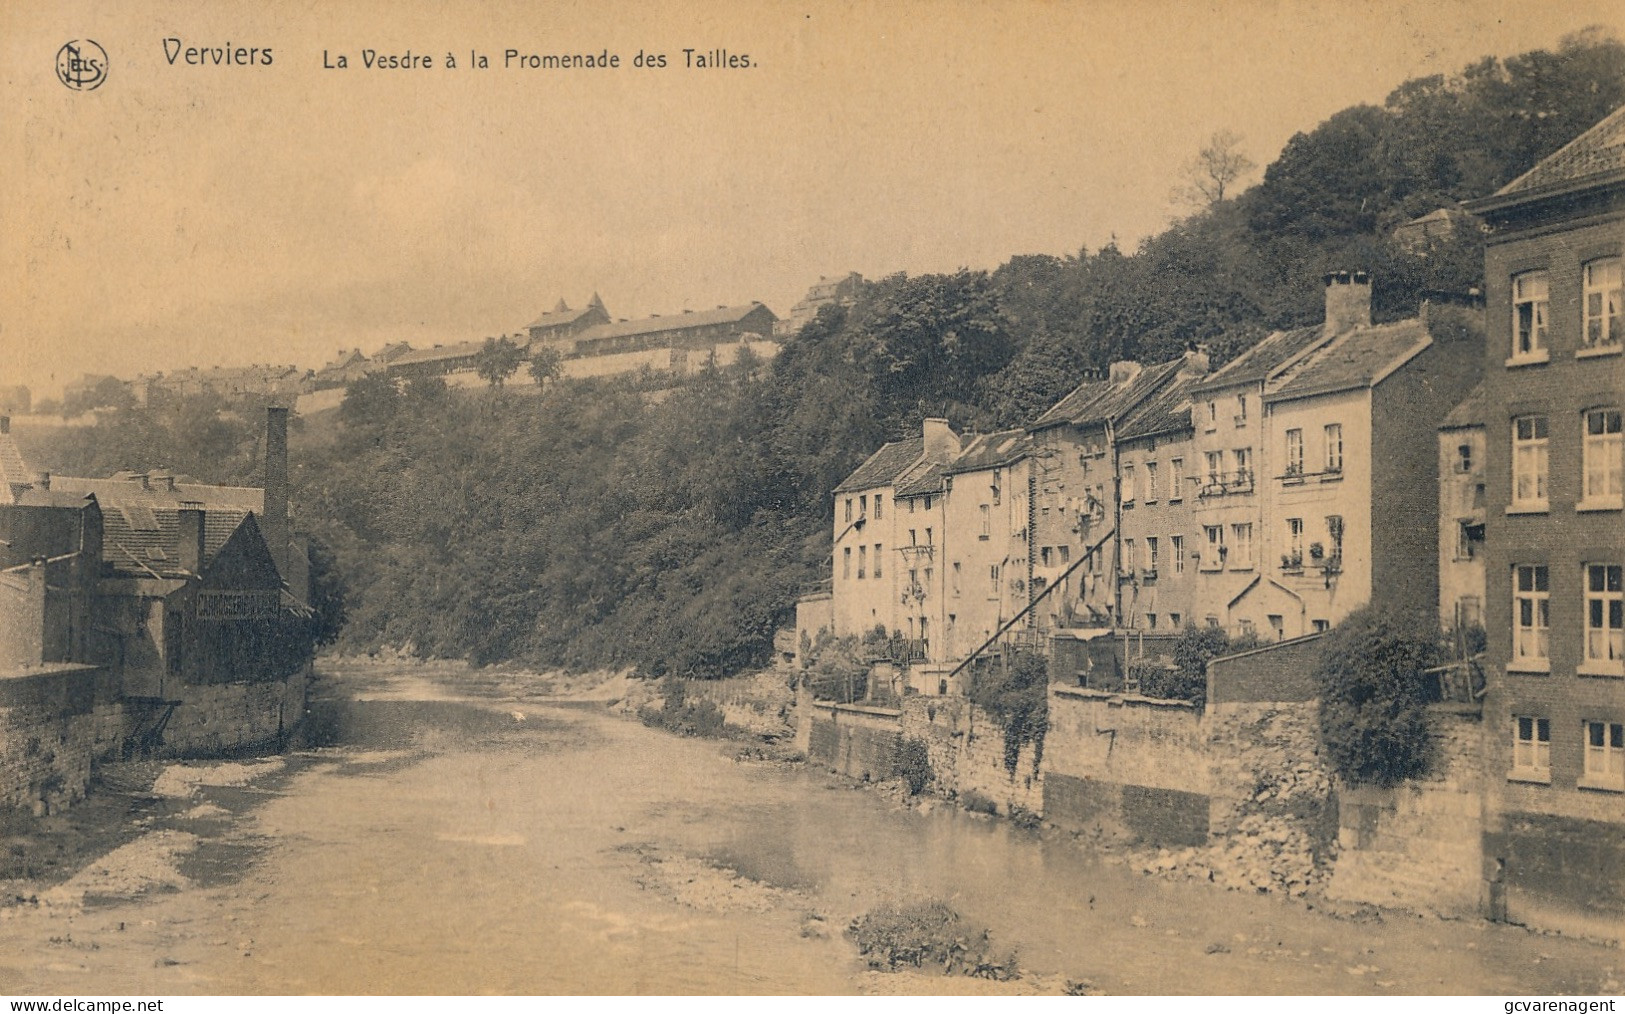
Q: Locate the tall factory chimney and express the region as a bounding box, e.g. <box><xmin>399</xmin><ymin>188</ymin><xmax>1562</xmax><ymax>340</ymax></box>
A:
<box><xmin>263</xmin><ymin>406</ymin><xmax>289</xmax><ymax>579</ymax></box>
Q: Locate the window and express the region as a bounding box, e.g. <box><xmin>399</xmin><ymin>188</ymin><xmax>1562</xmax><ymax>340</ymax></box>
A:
<box><xmin>923</xmin><ymin>495</ymin><xmax>933</xmax><ymax>511</ymax></box>
<box><xmin>1512</xmin><ymin>716</ymin><xmax>1551</xmax><ymax>779</ymax></box>
<box><xmin>1312</xmin><ymin>619</ymin><xmax>1330</xmax><ymax>633</ymax></box>
<box><xmin>1582</xmin><ymin>721</ymin><xmax>1625</xmax><ymax>791</ymax></box>
<box><xmin>1205</xmin><ymin>451</ymin><xmax>1223</xmax><ymax>487</ymax></box>
<box><xmin>1582</xmin><ymin>408</ymin><xmax>1623</xmax><ymax>507</ymax></box>
<box><xmin>909</xmin><ymin>497</ymin><xmax>916</xmax><ymax>514</ymax></box>
<box><xmin>857</xmin><ymin>545</ymin><xmax>867</xmax><ymax>579</ymax></box>
<box><xmin>1169</xmin><ymin>458</ymin><xmax>1184</xmax><ymax>501</ymax></box>
<box><xmin>873</xmin><ymin>544</ymin><xmax>883</xmax><ymax>579</ymax></box>
<box><xmin>1584</xmin><ymin>564</ymin><xmax>1623</xmax><ymax>672</ymax></box>
<box><xmin>1169</xmin><ymin>612</ymin><xmax>1182</xmax><ymax>629</ymax></box>
<box><xmin>1456</xmin><ymin>520</ymin><xmax>1478</xmax><ymax>561</ymax></box>
<box><xmin>1040</xmin><ymin>546</ymin><xmax>1051</xmax><ymax>567</ymax></box>
<box><xmin>1146</xmin><ymin>537</ymin><xmax>1159</xmax><ymax>572</ymax></box>
<box><xmin>1456</xmin><ymin>443</ymin><xmax>1473</xmax><ymax>474</ymax></box>
<box><xmin>924</xmin><ymin>566</ymin><xmax>932</xmax><ymax>591</ymax></box>
<box><xmin>1058</xmin><ymin>545</ymin><xmax>1070</xmax><ymax>565</ymax></box>
<box><xmin>859</xmin><ymin>494</ymin><xmax>867</xmax><ymax>517</ymax></box>
<box><xmin>874</xmin><ymin>495</ymin><xmax>884</xmax><ymax>520</ymax></box>
<box><xmin>909</xmin><ymin>528</ymin><xmax>917</xmax><ymax>546</ymax></box>
<box><xmin>1231</xmin><ymin>523</ymin><xmax>1254</xmax><ymax>568</ymax></box>
<box><xmin>1513</xmin><ymin>564</ymin><xmax>1550</xmax><ymax>669</ymax></box>
<box><xmin>1203</xmin><ymin>525</ymin><xmax>1224</xmax><ymax>568</ymax></box>
<box><xmin>1147</xmin><ymin>613</ymin><xmax>1158</xmax><ymax>629</ymax></box>
<box><xmin>1145</xmin><ymin>462</ymin><xmax>1159</xmax><ymax>502</ymax></box>
<box><xmin>842</xmin><ymin>547</ymin><xmax>850</xmax><ymax>579</ymax></box>
<box><xmin>1122</xmin><ymin>464</ymin><xmax>1136</xmax><ymax>506</ymax></box>
<box><xmin>1511</xmin><ymin>271</ymin><xmax>1549</xmax><ymax>360</ymax></box>
<box><xmin>991</xmin><ymin>470</ymin><xmax>1002</xmax><ymax>506</ymax></box>
<box><xmin>1326</xmin><ymin>515</ymin><xmax>1344</xmax><ymax>559</ymax></box>
<box><xmin>925</xmin><ymin>527</ymin><xmax>933</xmax><ymax>545</ymax></box>
<box><xmin>1266</xmin><ymin>615</ymin><xmax>1283</xmax><ymax>640</ymax></box>
<box><xmin>1284</xmin><ymin>518</ymin><xmax>1304</xmax><ymax>567</ymax></box>
<box><xmin>1232</xmin><ymin>447</ymin><xmax>1251</xmax><ymax>485</ymax></box>
<box><xmin>989</xmin><ymin>564</ymin><xmax>1000</xmax><ymax>596</ymax></box>
<box><xmin>979</xmin><ymin>504</ymin><xmax>991</xmax><ymax>539</ymax></box>
<box><xmin>1512</xmin><ymin>416</ymin><xmax>1549</xmax><ymax>509</ymax></box>
<box><xmin>845</xmin><ymin>498</ymin><xmax>853</xmax><ymax>523</ymax></box>
<box><xmin>1324</xmin><ymin>424</ymin><xmax>1343</xmax><ymax>473</ymax></box>
<box><xmin>1584</xmin><ymin>257</ymin><xmax>1622</xmax><ymax>350</ymax></box>
<box><xmin>1236</xmin><ymin>395</ymin><xmax>1247</xmax><ymax>424</ymax></box>
<box><xmin>1123</xmin><ymin>538</ymin><xmax>1136</xmax><ymax>573</ymax></box>
<box><xmin>1172</xmin><ymin>534</ymin><xmax>1185</xmax><ymax>574</ymax></box>
<box><xmin>952</xmin><ymin>561</ymin><xmax>962</xmax><ymax>596</ymax></box>
<box><xmin>1206</xmin><ymin>401</ymin><xmax>1217</xmax><ymax>427</ymax></box>
<box><xmin>1285</xmin><ymin>429</ymin><xmax>1304</xmax><ymax>476</ymax></box>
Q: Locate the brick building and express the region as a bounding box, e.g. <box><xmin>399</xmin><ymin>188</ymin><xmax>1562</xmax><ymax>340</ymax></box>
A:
<box><xmin>1464</xmin><ymin>105</ymin><xmax>1625</xmax><ymax>938</ymax></box>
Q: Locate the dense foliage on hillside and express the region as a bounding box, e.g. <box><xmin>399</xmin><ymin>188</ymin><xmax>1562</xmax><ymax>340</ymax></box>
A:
<box><xmin>18</xmin><ymin>33</ymin><xmax>1625</xmax><ymax>677</ymax></box>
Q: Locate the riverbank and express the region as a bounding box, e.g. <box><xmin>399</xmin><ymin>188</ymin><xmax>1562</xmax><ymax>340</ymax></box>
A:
<box><xmin>0</xmin><ymin>659</ymin><xmax>1617</xmax><ymax>994</ymax></box>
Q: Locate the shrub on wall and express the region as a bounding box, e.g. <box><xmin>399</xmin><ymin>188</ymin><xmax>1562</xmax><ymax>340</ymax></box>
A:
<box><xmin>894</xmin><ymin>738</ymin><xmax>934</xmax><ymax>795</ymax></box>
<box><xmin>969</xmin><ymin>650</ymin><xmax>1049</xmax><ymax>775</ymax></box>
<box><xmin>1313</xmin><ymin>606</ymin><xmax>1439</xmax><ymax>786</ymax></box>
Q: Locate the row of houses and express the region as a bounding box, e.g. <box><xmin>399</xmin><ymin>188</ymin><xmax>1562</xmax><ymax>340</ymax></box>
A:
<box><xmin>0</xmin><ymin>408</ymin><xmax>317</xmax><ymax>809</ymax></box>
<box><xmin>804</xmin><ymin>104</ymin><xmax>1624</xmax><ymax>936</ymax></box>
<box><xmin>813</xmin><ymin>270</ymin><xmax>1480</xmax><ymax>676</ymax></box>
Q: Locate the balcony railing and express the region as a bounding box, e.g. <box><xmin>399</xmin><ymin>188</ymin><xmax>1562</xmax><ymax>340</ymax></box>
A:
<box><xmin>1198</xmin><ymin>470</ymin><xmax>1254</xmax><ymax>497</ymax></box>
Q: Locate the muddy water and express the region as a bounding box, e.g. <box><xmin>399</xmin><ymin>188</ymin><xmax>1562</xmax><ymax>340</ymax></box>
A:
<box><xmin>0</xmin><ymin>664</ymin><xmax>1616</xmax><ymax>995</ymax></box>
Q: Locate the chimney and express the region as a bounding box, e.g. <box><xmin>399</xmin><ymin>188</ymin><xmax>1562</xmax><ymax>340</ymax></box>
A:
<box><xmin>263</xmin><ymin>406</ymin><xmax>289</xmax><ymax>578</ymax></box>
<box><xmin>922</xmin><ymin>418</ymin><xmax>961</xmax><ymax>463</ymax></box>
<box><xmin>1323</xmin><ymin>270</ymin><xmax>1372</xmax><ymax>334</ymax></box>
<box><xmin>32</xmin><ymin>470</ymin><xmax>49</xmax><ymax>491</ymax></box>
<box><xmin>1108</xmin><ymin>360</ymin><xmax>1143</xmax><ymax>385</ymax></box>
<box><xmin>177</xmin><ymin>503</ymin><xmax>205</xmax><ymax>575</ymax></box>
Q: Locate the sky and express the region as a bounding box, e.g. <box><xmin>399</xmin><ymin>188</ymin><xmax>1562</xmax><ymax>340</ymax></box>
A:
<box><xmin>3</xmin><ymin>0</ymin><xmax>1623</xmax><ymax>397</ymax></box>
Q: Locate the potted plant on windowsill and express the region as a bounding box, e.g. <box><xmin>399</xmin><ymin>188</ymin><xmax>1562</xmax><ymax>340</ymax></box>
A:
<box><xmin>1309</xmin><ymin>542</ymin><xmax>1325</xmax><ymax>562</ymax></box>
<box><xmin>1281</xmin><ymin>552</ymin><xmax>1304</xmax><ymax>571</ymax></box>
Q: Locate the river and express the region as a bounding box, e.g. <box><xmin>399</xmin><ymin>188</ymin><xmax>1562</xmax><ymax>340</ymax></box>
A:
<box><xmin>0</xmin><ymin>662</ymin><xmax>1615</xmax><ymax>995</ymax></box>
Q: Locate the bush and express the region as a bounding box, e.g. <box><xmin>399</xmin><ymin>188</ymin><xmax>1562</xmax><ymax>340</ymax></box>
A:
<box><xmin>894</xmin><ymin>738</ymin><xmax>934</xmax><ymax>795</ymax></box>
<box><xmin>847</xmin><ymin>901</ymin><xmax>1018</xmax><ymax>979</ymax></box>
<box><xmin>639</xmin><ymin>676</ymin><xmax>730</xmax><ymax>738</ymax></box>
<box><xmin>969</xmin><ymin>650</ymin><xmax>1049</xmax><ymax>774</ymax></box>
<box><xmin>1314</xmin><ymin>607</ymin><xmax>1440</xmax><ymax>786</ymax></box>
<box><xmin>959</xmin><ymin>789</ymin><xmax>998</xmax><ymax>815</ymax></box>
<box><xmin>802</xmin><ymin>631</ymin><xmax>869</xmax><ymax>703</ymax></box>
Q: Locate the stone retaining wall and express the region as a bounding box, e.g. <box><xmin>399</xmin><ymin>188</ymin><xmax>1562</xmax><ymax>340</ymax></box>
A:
<box><xmin>808</xmin><ymin>703</ymin><xmax>901</xmax><ymax>782</ymax></box>
<box><xmin>0</xmin><ymin>666</ymin><xmax>126</xmax><ymax>815</ymax></box>
<box><xmin>899</xmin><ymin>696</ymin><xmax>1042</xmax><ymax>815</ymax></box>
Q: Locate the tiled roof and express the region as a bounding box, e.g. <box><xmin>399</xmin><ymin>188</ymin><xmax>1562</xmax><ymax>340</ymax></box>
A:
<box><xmin>1117</xmin><ymin>375</ymin><xmax>1196</xmax><ymax>442</ymax></box>
<box><xmin>575</xmin><ymin>303</ymin><xmax>775</xmax><ymax>343</ymax></box>
<box><xmin>49</xmin><ymin>475</ymin><xmax>265</xmax><ymax>514</ymax></box>
<box><xmin>945</xmin><ymin>430</ymin><xmax>1029</xmax><ymax>475</ymax></box>
<box><xmin>835</xmin><ymin>438</ymin><xmax>924</xmax><ymax>493</ymax></box>
<box><xmin>1192</xmin><ymin>325</ymin><xmax>1328</xmax><ymax>393</ymax></box>
<box><xmin>389</xmin><ymin>340</ymin><xmax>485</xmax><ymax>368</ymax></box>
<box><xmin>1440</xmin><ymin>382</ymin><xmax>1486</xmax><ymax>430</ymax></box>
<box><xmin>1030</xmin><ymin>359</ymin><xmax>1185</xmax><ymax>431</ymax></box>
<box><xmin>894</xmin><ymin>460</ymin><xmax>946</xmax><ymax>497</ymax></box>
<box><xmin>98</xmin><ymin>506</ymin><xmax>254</xmax><ymax>578</ymax></box>
<box><xmin>1497</xmin><ymin>105</ymin><xmax>1625</xmax><ymax>197</ymax></box>
<box><xmin>1266</xmin><ymin>319</ymin><xmax>1430</xmax><ymax>403</ymax></box>
<box><xmin>0</xmin><ymin>429</ymin><xmax>31</xmax><ymax>497</ymax></box>
<box><xmin>526</xmin><ymin>304</ymin><xmax>599</xmax><ymax>331</ymax></box>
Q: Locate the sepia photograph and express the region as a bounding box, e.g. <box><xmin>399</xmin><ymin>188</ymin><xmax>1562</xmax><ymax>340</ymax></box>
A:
<box><xmin>1</xmin><ymin>0</ymin><xmax>1622</xmax><ymax>999</ymax></box>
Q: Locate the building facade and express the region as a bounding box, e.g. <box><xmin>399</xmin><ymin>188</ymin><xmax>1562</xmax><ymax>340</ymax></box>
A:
<box><xmin>1465</xmin><ymin>105</ymin><xmax>1625</xmax><ymax>938</ymax></box>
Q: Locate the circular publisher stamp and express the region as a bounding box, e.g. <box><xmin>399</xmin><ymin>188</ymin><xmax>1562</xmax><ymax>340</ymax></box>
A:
<box><xmin>56</xmin><ymin>39</ymin><xmax>108</xmax><ymax>91</ymax></box>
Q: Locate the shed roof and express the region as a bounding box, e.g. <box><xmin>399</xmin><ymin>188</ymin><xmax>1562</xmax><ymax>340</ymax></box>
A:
<box><xmin>1440</xmin><ymin>382</ymin><xmax>1487</xmax><ymax>430</ymax></box>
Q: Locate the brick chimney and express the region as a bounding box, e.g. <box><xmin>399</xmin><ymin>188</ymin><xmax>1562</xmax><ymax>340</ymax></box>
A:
<box><xmin>1323</xmin><ymin>270</ymin><xmax>1372</xmax><ymax>334</ymax></box>
<box><xmin>177</xmin><ymin>502</ymin><xmax>205</xmax><ymax>575</ymax></box>
<box><xmin>921</xmin><ymin>418</ymin><xmax>961</xmax><ymax>463</ymax></box>
<box><xmin>262</xmin><ymin>406</ymin><xmax>289</xmax><ymax>578</ymax></box>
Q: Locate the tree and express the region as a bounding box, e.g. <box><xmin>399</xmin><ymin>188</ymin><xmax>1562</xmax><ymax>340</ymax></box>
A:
<box><xmin>527</xmin><ymin>346</ymin><xmax>563</xmax><ymax>387</ymax></box>
<box><xmin>1173</xmin><ymin>129</ymin><xmax>1257</xmax><ymax>209</ymax></box>
<box><xmin>1314</xmin><ymin>606</ymin><xmax>1440</xmax><ymax>786</ymax></box>
<box><xmin>474</xmin><ymin>336</ymin><xmax>525</xmax><ymax>388</ymax></box>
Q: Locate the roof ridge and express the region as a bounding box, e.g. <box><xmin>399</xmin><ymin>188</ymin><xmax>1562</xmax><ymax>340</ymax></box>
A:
<box><xmin>1497</xmin><ymin>104</ymin><xmax>1625</xmax><ymax>196</ymax></box>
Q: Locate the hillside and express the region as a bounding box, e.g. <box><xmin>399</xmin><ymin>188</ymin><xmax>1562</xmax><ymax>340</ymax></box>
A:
<box><xmin>17</xmin><ymin>31</ymin><xmax>1625</xmax><ymax>678</ymax></box>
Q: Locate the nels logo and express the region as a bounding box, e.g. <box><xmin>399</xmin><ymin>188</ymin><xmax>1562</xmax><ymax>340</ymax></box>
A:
<box><xmin>56</xmin><ymin>39</ymin><xmax>108</xmax><ymax>91</ymax></box>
